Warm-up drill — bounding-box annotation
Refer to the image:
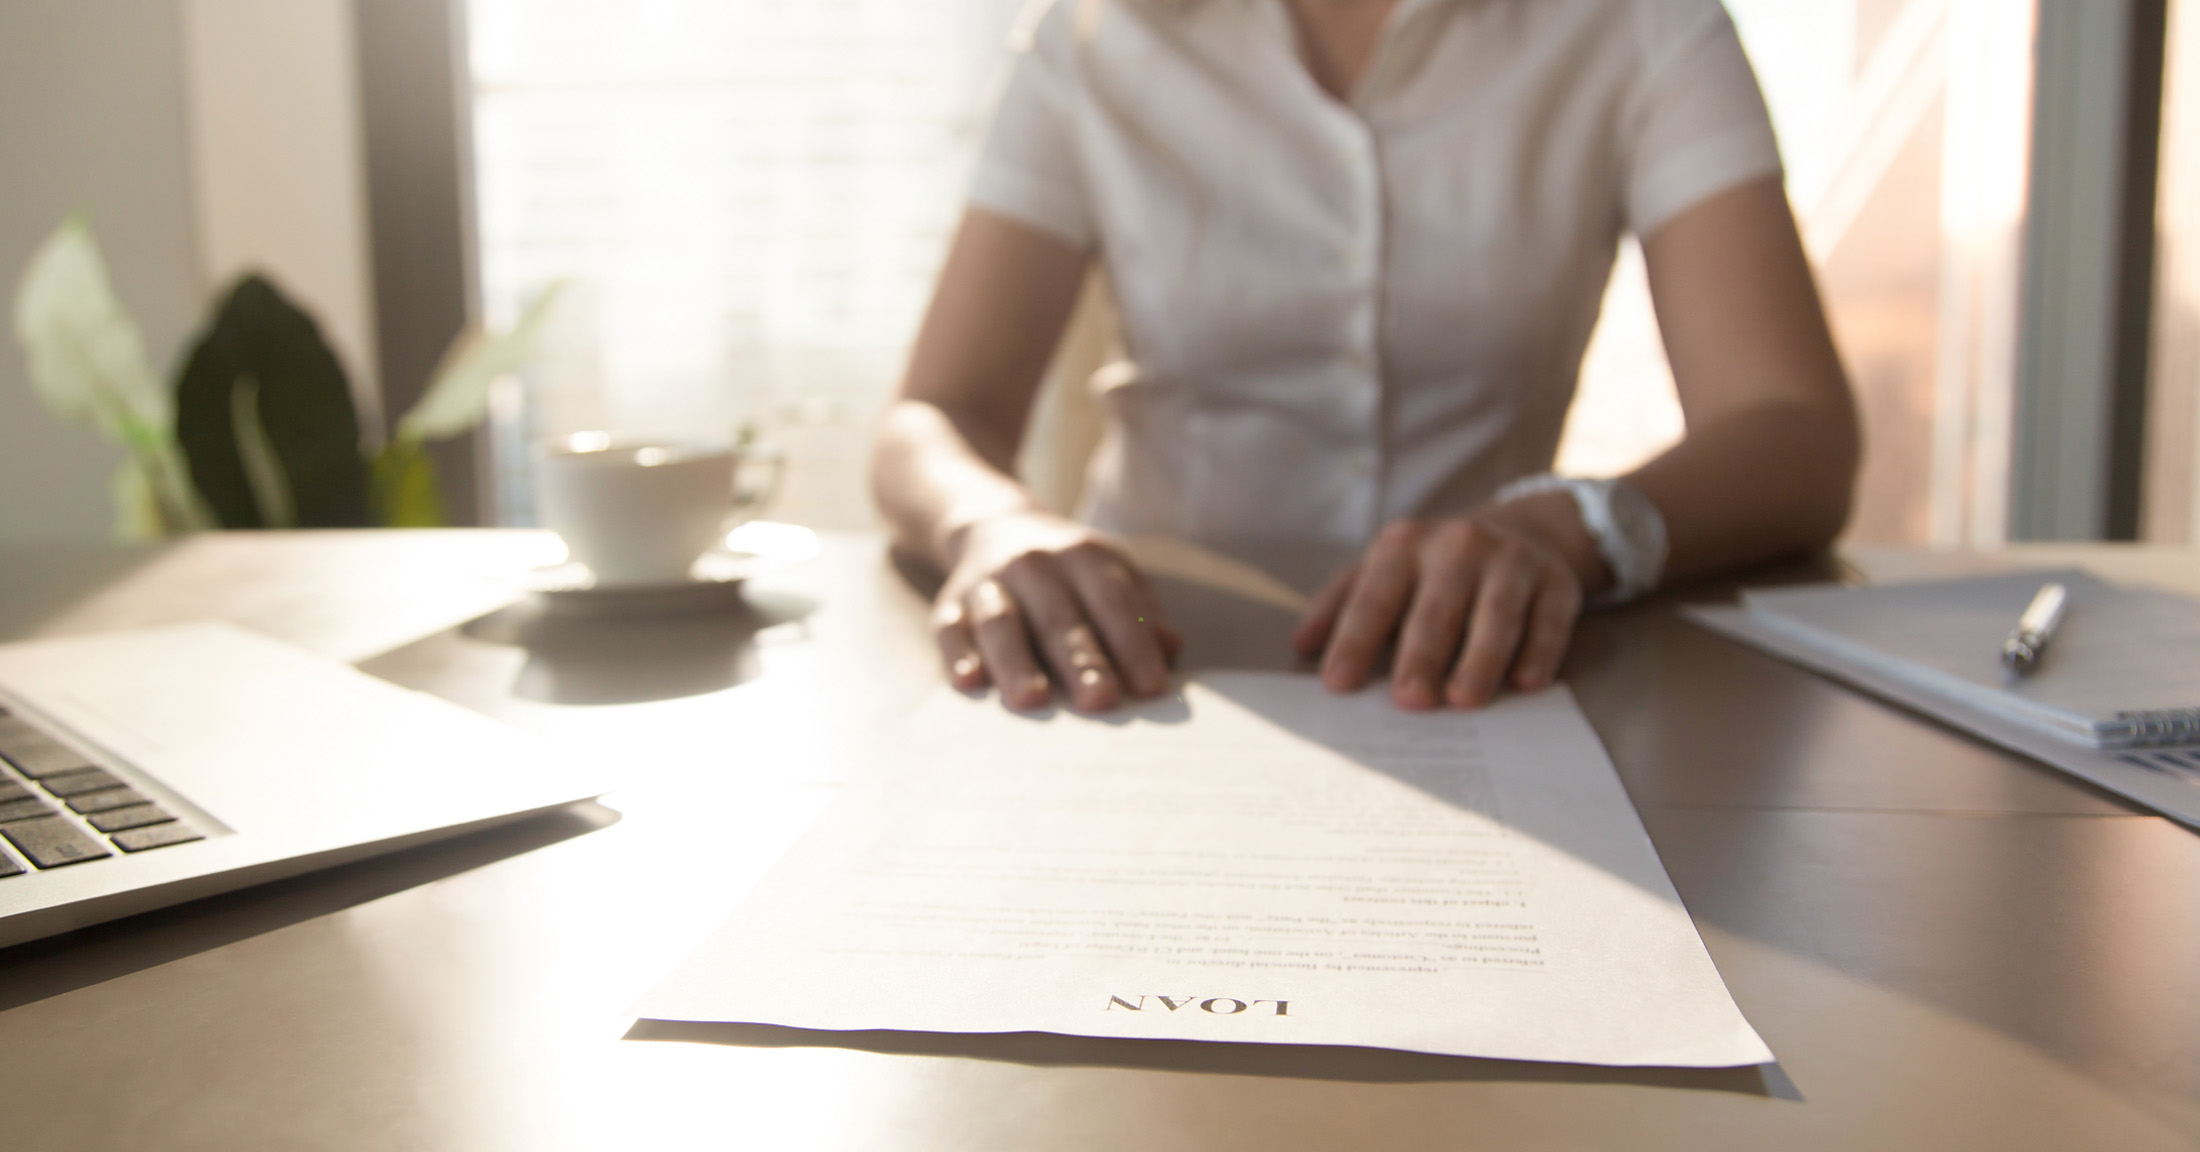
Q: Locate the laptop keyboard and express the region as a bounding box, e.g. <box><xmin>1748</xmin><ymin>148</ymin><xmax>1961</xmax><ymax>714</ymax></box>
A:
<box><xmin>0</xmin><ymin>709</ymin><xmax>203</xmax><ymax>875</ymax></box>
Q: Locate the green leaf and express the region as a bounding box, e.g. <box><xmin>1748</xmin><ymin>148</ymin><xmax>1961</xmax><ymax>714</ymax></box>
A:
<box><xmin>11</xmin><ymin>213</ymin><xmax>165</xmax><ymax>434</ymax></box>
<box><xmin>175</xmin><ymin>274</ymin><xmax>369</xmax><ymax>528</ymax></box>
<box><xmin>397</xmin><ymin>281</ymin><xmax>566</xmax><ymax>443</ymax></box>
<box><xmin>230</xmin><ymin>374</ymin><xmax>296</xmax><ymax>528</ymax></box>
<box><xmin>370</xmin><ymin>439</ymin><xmax>449</xmax><ymax>527</ymax></box>
<box><xmin>13</xmin><ymin>214</ymin><xmax>209</xmax><ymax>535</ymax></box>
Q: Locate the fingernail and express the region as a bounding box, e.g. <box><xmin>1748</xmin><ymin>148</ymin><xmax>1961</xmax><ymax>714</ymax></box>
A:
<box><xmin>1018</xmin><ymin>674</ymin><xmax>1050</xmax><ymax>706</ymax></box>
<box><xmin>1394</xmin><ymin>679</ymin><xmax>1436</xmax><ymax>711</ymax></box>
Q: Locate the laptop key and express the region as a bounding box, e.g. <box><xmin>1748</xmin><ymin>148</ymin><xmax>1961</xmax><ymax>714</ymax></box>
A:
<box><xmin>66</xmin><ymin>786</ymin><xmax>149</xmax><ymax>815</ymax></box>
<box><xmin>112</xmin><ymin>822</ymin><xmax>202</xmax><ymax>853</ymax></box>
<box><xmin>1</xmin><ymin>795</ymin><xmax>55</xmax><ymax>822</ymax></box>
<box><xmin>38</xmin><ymin>767</ymin><xmax>125</xmax><ymax>798</ymax></box>
<box><xmin>3</xmin><ymin>816</ymin><xmax>112</xmax><ymax>868</ymax></box>
<box><xmin>0</xmin><ymin>779</ymin><xmax>30</xmax><ymax>803</ymax></box>
<box><xmin>0</xmin><ymin>853</ymin><xmax>21</xmax><ymax>878</ymax></box>
<box><xmin>0</xmin><ymin>719</ymin><xmax>96</xmax><ymax>778</ymax></box>
<box><xmin>87</xmin><ymin>804</ymin><xmax>174</xmax><ymax>834</ymax></box>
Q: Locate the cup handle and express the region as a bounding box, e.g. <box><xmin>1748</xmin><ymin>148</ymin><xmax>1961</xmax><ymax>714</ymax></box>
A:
<box><xmin>729</xmin><ymin>442</ymin><xmax>787</xmax><ymax>525</ymax></box>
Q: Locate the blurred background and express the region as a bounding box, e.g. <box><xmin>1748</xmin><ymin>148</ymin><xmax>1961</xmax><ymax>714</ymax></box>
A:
<box><xmin>3</xmin><ymin>0</ymin><xmax>2198</xmax><ymax>550</ymax></box>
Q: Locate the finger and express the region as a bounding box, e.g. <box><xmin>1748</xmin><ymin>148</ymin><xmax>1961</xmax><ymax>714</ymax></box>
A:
<box><xmin>997</xmin><ymin>554</ymin><xmax>1123</xmax><ymax>712</ymax></box>
<box><xmin>1291</xmin><ymin>564</ymin><xmax>1360</xmax><ymax>656</ymax></box>
<box><xmin>1447</xmin><ymin>544</ymin><xmax>1539</xmax><ymax>708</ymax></box>
<box><xmin>1321</xmin><ymin>523</ymin><xmax>1423</xmax><ymax>692</ymax></box>
<box><xmin>934</xmin><ymin>607</ymin><xmax>989</xmax><ymax>690</ymax></box>
<box><xmin>964</xmin><ymin>578</ymin><xmax>1052</xmax><ymax>709</ymax></box>
<box><xmin>1510</xmin><ymin>568</ymin><xmax>1583</xmax><ymax>691</ymax></box>
<box><xmin>1157</xmin><ymin>620</ymin><xmax>1185</xmax><ymax>663</ymax></box>
<box><xmin>1058</xmin><ymin>544</ymin><xmax>1172</xmax><ymax>697</ymax></box>
<box><xmin>1129</xmin><ymin>566</ymin><xmax>1185</xmax><ymax>663</ymax></box>
<box><xmin>1391</xmin><ymin>523</ymin><xmax>1485</xmax><ymax>711</ymax></box>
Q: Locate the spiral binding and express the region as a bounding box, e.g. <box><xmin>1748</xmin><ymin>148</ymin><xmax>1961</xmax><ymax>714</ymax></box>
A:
<box><xmin>2107</xmin><ymin>709</ymin><xmax>2200</xmax><ymax>748</ymax></box>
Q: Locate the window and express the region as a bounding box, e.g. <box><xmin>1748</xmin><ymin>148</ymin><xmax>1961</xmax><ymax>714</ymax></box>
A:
<box><xmin>470</xmin><ymin>0</ymin><xmax>1023</xmax><ymax>528</ymax></box>
<box><xmin>2148</xmin><ymin>0</ymin><xmax>2200</xmax><ymax>544</ymax></box>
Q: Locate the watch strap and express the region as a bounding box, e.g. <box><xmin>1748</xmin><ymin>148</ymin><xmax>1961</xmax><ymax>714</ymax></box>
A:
<box><xmin>1493</xmin><ymin>473</ymin><xmax>1668</xmax><ymax>606</ymax></box>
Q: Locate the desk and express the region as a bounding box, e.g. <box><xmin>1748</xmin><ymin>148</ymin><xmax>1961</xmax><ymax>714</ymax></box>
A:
<box><xmin>1</xmin><ymin>530</ymin><xmax>2196</xmax><ymax>1150</ymax></box>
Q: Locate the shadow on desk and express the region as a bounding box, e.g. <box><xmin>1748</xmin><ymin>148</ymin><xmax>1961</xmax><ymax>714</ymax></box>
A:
<box><xmin>0</xmin><ymin>802</ymin><xmax>620</xmax><ymax>1013</ymax></box>
<box><xmin>457</xmin><ymin>588</ymin><xmax>820</xmax><ymax>705</ymax></box>
<box><xmin>624</xmin><ymin>1018</ymin><xmax>1800</xmax><ymax>1098</ymax></box>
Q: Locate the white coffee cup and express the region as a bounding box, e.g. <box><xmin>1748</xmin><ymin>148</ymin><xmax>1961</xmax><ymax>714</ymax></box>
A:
<box><xmin>535</xmin><ymin>433</ymin><xmax>784</xmax><ymax>586</ymax></box>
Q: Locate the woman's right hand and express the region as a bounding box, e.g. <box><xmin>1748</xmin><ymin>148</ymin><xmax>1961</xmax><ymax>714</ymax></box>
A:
<box><xmin>873</xmin><ymin>210</ymin><xmax>1175</xmax><ymax>710</ymax></box>
<box><xmin>933</xmin><ymin>511</ymin><xmax>1182</xmax><ymax>712</ymax></box>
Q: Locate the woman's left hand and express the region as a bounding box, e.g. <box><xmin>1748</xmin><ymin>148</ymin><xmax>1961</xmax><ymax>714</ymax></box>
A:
<box><xmin>1290</xmin><ymin>493</ymin><xmax>1604</xmax><ymax>709</ymax></box>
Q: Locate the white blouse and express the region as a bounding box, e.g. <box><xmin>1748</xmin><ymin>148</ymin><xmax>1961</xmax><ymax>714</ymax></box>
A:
<box><xmin>970</xmin><ymin>0</ymin><xmax>1783</xmax><ymax>547</ymax></box>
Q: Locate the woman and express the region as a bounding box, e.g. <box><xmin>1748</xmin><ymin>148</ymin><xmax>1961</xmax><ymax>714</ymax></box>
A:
<box><xmin>872</xmin><ymin>0</ymin><xmax>1859</xmax><ymax>712</ymax></box>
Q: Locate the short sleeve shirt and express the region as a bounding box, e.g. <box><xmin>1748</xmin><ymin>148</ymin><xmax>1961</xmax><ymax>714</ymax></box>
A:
<box><xmin>970</xmin><ymin>0</ymin><xmax>1783</xmax><ymax>547</ymax></box>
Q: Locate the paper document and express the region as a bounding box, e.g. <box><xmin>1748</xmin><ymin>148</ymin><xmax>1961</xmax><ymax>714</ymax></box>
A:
<box><xmin>637</xmin><ymin>673</ymin><xmax>1769</xmax><ymax>1067</ymax></box>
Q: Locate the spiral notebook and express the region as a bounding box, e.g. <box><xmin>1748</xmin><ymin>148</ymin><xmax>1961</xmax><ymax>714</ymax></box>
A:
<box><xmin>1734</xmin><ymin>571</ymin><xmax>2200</xmax><ymax>749</ymax></box>
<box><xmin>1687</xmin><ymin>570</ymin><xmax>2200</xmax><ymax>831</ymax></box>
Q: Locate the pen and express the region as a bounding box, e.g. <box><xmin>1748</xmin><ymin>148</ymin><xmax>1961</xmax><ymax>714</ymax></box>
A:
<box><xmin>2001</xmin><ymin>581</ymin><xmax>2069</xmax><ymax>676</ymax></box>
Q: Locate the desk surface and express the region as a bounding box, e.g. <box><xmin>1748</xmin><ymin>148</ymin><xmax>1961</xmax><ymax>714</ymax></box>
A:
<box><xmin>0</xmin><ymin>531</ymin><xmax>2195</xmax><ymax>1151</ymax></box>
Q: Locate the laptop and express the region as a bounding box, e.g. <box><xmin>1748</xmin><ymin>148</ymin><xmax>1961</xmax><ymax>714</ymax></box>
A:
<box><xmin>0</xmin><ymin>620</ymin><xmax>601</xmax><ymax>949</ymax></box>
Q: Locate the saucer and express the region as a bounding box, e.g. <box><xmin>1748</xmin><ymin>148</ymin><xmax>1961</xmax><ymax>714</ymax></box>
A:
<box><xmin>522</xmin><ymin>521</ymin><xmax>821</xmax><ymax>615</ymax></box>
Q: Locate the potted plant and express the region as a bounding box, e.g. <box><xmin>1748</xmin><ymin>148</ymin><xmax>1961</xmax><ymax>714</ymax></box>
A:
<box><xmin>12</xmin><ymin>214</ymin><xmax>560</xmax><ymax>538</ymax></box>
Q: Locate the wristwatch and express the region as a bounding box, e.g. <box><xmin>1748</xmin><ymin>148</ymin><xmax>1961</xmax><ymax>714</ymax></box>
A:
<box><xmin>1493</xmin><ymin>473</ymin><xmax>1668</xmax><ymax>606</ymax></box>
